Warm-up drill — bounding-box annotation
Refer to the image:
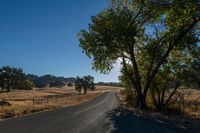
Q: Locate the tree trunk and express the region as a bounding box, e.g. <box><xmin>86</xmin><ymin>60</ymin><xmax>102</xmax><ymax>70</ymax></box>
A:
<box><xmin>122</xmin><ymin>56</ymin><xmax>142</xmax><ymax>108</ymax></box>
<box><xmin>83</xmin><ymin>88</ymin><xmax>87</xmax><ymax>94</ymax></box>
<box><xmin>197</xmin><ymin>81</ymin><xmax>200</xmax><ymax>89</ymax></box>
<box><xmin>139</xmin><ymin>95</ymin><xmax>147</xmax><ymax>110</ymax></box>
<box><xmin>194</xmin><ymin>77</ymin><xmax>200</xmax><ymax>89</ymax></box>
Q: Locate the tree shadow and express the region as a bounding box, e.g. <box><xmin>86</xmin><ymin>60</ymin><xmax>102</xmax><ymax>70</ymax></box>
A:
<box><xmin>106</xmin><ymin>107</ymin><xmax>186</xmax><ymax>133</ymax></box>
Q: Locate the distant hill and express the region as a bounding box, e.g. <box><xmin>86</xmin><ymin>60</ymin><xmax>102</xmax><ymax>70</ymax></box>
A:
<box><xmin>26</xmin><ymin>74</ymin><xmax>76</xmax><ymax>88</ymax></box>
<box><xmin>26</xmin><ymin>74</ymin><xmax>121</xmax><ymax>88</ymax></box>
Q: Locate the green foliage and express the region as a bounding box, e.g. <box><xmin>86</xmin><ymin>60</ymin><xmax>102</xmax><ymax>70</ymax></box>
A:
<box><xmin>78</xmin><ymin>4</ymin><xmax>144</xmax><ymax>73</ymax></box>
<box><xmin>49</xmin><ymin>80</ymin><xmax>65</xmax><ymax>88</ymax></box>
<box><xmin>0</xmin><ymin>66</ymin><xmax>34</xmax><ymax>92</ymax></box>
<box><xmin>150</xmin><ymin>68</ymin><xmax>179</xmax><ymax>111</ymax></box>
<box><xmin>96</xmin><ymin>82</ymin><xmax>121</xmax><ymax>87</ymax></box>
<box><xmin>74</xmin><ymin>75</ymin><xmax>95</xmax><ymax>94</ymax></box>
<box><xmin>21</xmin><ymin>80</ymin><xmax>35</xmax><ymax>90</ymax></box>
<box><xmin>78</xmin><ymin>0</ymin><xmax>200</xmax><ymax>109</ymax></box>
<box><xmin>179</xmin><ymin>47</ymin><xmax>200</xmax><ymax>88</ymax></box>
<box><xmin>124</xmin><ymin>88</ymin><xmax>137</xmax><ymax>106</ymax></box>
<box><xmin>119</xmin><ymin>64</ymin><xmax>133</xmax><ymax>87</ymax></box>
<box><xmin>67</xmin><ymin>82</ymin><xmax>73</xmax><ymax>87</ymax></box>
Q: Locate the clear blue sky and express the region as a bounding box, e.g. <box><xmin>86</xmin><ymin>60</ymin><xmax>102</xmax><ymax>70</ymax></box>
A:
<box><xmin>0</xmin><ymin>0</ymin><xmax>120</xmax><ymax>82</ymax></box>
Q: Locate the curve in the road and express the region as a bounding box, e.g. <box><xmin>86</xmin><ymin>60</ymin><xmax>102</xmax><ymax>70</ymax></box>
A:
<box><xmin>0</xmin><ymin>91</ymin><xmax>184</xmax><ymax>133</ymax></box>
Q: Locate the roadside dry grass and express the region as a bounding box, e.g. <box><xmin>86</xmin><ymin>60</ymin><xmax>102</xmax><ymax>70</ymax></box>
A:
<box><xmin>0</xmin><ymin>86</ymin><xmax>76</xmax><ymax>100</ymax></box>
<box><xmin>117</xmin><ymin>88</ymin><xmax>200</xmax><ymax>133</ymax></box>
<box><xmin>170</xmin><ymin>88</ymin><xmax>200</xmax><ymax>118</ymax></box>
<box><xmin>0</xmin><ymin>93</ymin><xmax>101</xmax><ymax>119</ymax></box>
<box><xmin>0</xmin><ymin>85</ymin><xmax>120</xmax><ymax>119</ymax></box>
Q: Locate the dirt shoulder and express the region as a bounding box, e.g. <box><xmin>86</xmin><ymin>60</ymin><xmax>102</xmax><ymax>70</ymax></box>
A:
<box><xmin>117</xmin><ymin>90</ymin><xmax>200</xmax><ymax>133</ymax></box>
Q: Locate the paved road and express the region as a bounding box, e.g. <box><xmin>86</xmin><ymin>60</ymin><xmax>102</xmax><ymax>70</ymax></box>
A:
<box><xmin>0</xmin><ymin>92</ymin><xmax>184</xmax><ymax>133</ymax></box>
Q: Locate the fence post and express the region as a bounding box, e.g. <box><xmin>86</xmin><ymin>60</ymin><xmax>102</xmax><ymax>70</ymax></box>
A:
<box><xmin>33</xmin><ymin>98</ymin><xmax>35</xmax><ymax>106</ymax></box>
<box><xmin>47</xmin><ymin>97</ymin><xmax>49</xmax><ymax>105</ymax></box>
<box><xmin>1</xmin><ymin>99</ymin><xmax>4</xmax><ymax>109</ymax></box>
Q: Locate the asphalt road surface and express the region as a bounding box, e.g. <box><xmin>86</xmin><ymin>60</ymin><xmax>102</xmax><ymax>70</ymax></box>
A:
<box><xmin>0</xmin><ymin>92</ymin><xmax>184</xmax><ymax>133</ymax></box>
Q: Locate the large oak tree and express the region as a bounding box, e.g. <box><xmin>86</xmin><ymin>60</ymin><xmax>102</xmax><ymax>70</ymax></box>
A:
<box><xmin>0</xmin><ymin>66</ymin><xmax>34</xmax><ymax>92</ymax></box>
<box><xmin>78</xmin><ymin>0</ymin><xmax>200</xmax><ymax>109</ymax></box>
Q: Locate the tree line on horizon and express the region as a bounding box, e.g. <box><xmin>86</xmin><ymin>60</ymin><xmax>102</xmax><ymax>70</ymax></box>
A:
<box><xmin>0</xmin><ymin>66</ymin><xmax>76</xmax><ymax>92</ymax></box>
<box><xmin>0</xmin><ymin>66</ymin><xmax>119</xmax><ymax>94</ymax></box>
<box><xmin>26</xmin><ymin>74</ymin><xmax>76</xmax><ymax>88</ymax></box>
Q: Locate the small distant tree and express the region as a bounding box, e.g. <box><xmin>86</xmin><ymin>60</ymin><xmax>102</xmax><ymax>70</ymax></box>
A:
<box><xmin>67</xmin><ymin>82</ymin><xmax>73</xmax><ymax>87</ymax></box>
<box><xmin>0</xmin><ymin>66</ymin><xmax>34</xmax><ymax>92</ymax></box>
<box><xmin>49</xmin><ymin>80</ymin><xmax>65</xmax><ymax>88</ymax></box>
<box><xmin>23</xmin><ymin>80</ymin><xmax>35</xmax><ymax>90</ymax></box>
<box><xmin>75</xmin><ymin>75</ymin><xmax>95</xmax><ymax>94</ymax></box>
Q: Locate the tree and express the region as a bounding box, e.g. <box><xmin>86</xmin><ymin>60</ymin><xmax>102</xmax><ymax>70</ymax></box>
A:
<box><xmin>180</xmin><ymin>47</ymin><xmax>200</xmax><ymax>88</ymax></box>
<box><xmin>190</xmin><ymin>58</ymin><xmax>200</xmax><ymax>88</ymax></box>
<box><xmin>0</xmin><ymin>66</ymin><xmax>34</xmax><ymax>92</ymax></box>
<box><xmin>67</xmin><ymin>82</ymin><xmax>73</xmax><ymax>87</ymax></box>
<box><xmin>150</xmin><ymin>64</ymin><xmax>179</xmax><ymax>111</ymax></box>
<box><xmin>49</xmin><ymin>80</ymin><xmax>65</xmax><ymax>88</ymax></box>
<box><xmin>78</xmin><ymin>0</ymin><xmax>200</xmax><ymax>109</ymax></box>
<box><xmin>74</xmin><ymin>76</ymin><xmax>95</xmax><ymax>94</ymax></box>
<box><xmin>22</xmin><ymin>80</ymin><xmax>35</xmax><ymax>90</ymax></box>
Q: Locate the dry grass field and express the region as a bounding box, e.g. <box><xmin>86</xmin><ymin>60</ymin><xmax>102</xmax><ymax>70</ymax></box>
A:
<box><xmin>176</xmin><ymin>88</ymin><xmax>200</xmax><ymax>118</ymax></box>
<box><xmin>0</xmin><ymin>85</ymin><xmax>120</xmax><ymax>119</ymax></box>
<box><xmin>118</xmin><ymin>88</ymin><xmax>200</xmax><ymax>117</ymax></box>
<box><xmin>179</xmin><ymin>88</ymin><xmax>200</xmax><ymax>101</ymax></box>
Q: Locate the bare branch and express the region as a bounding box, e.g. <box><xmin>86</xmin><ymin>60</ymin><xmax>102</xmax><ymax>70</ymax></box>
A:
<box><xmin>126</xmin><ymin>0</ymin><xmax>144</xmax><ymax>31</ymax></box>
<box><xmin>146</xmin><ymin>32</ymin><xmax>169</xmax><ymax>80</ymax></box>
<box><xmin>165</xmin><ymin>81</ymin><xmax>179</xmax><ymax>106</ymax></box>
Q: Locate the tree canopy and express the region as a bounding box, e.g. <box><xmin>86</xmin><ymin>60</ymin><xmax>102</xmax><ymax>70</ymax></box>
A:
<box><xmin>180</xmin><ymin>47</ymin><xmax>200</xmax><ymax>88</ymax></box>
<box><xmin>0</xmin><ymin>66</ymin><xmax>34</xmax><ymax>92</ymax></box>
<box><xmin>78</xmin><ymin>0</ymin><xmax>200</xmax><ymax>109</ymax></box>
<box><xmin>74</xmin><ymin>75</ymin><xmax>95</xmax><ymax>94</ymax></box>
<box><xmin>49</xmin><ymin>80</ymin><xmax>65</xmax><ymax>88</ymax></box>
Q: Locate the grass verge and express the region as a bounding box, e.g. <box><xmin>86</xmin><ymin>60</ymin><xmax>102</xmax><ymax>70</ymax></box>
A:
<box><xmin>0</xmin><ymin>92</ymin><xmax>102</xmax><ymax>119</ymax></box>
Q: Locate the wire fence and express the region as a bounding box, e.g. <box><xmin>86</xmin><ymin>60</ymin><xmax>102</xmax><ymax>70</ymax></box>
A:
<box><xmin>0</xmin><ymin>94</ymin><xmax>80</xmax><ymax>109</ymax></box>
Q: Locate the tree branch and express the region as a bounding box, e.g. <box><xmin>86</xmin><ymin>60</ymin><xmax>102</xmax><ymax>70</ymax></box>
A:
<box><xmin>143</xmin><ymin>19</ymin><xmax>198</xmax><ymax>97</ymax></box>
<box><xmin>129</xmin><ymin>43</ymin><xmax>142</xmax><ymax>93</ymax></box>
<box><xmin>146</xmin><ymin>32</ymin><xmax>169</xmax><ymax>84</ymax></box>
<box><xmin>165</xmin><ymin>81</ymin><xmax>179</xmax><ymax>106</ymax></box>
<box><xmin>121</xmin><ymin>55</ymin><xmax>140</xmax><ymax>94</ymax></box>
<box><xmin>126</xmin><ymin>0</ymin><xmax>144</xmax><ymax>31</ymax></box>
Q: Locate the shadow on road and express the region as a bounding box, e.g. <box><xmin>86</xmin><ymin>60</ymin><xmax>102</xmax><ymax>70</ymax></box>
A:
<box><xmin>106</xmin><ymin>107</ymin><xmax>185</xmax><ymax>133</ymax></box>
